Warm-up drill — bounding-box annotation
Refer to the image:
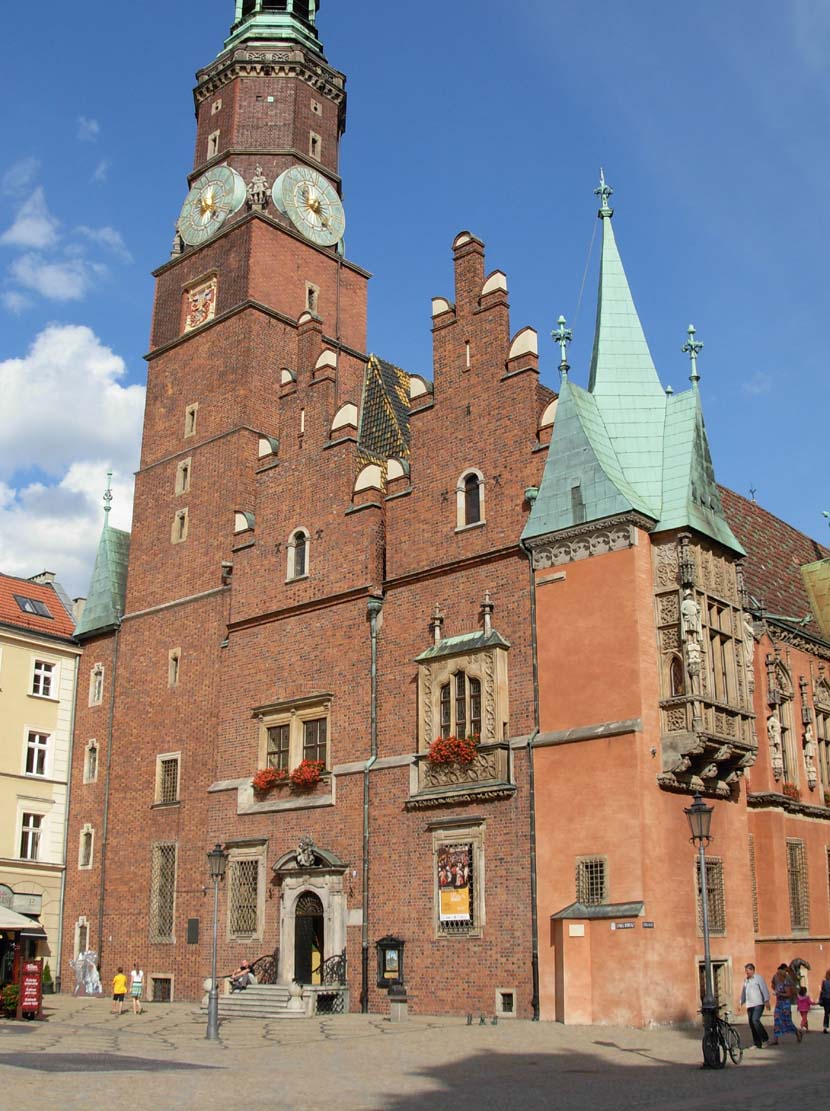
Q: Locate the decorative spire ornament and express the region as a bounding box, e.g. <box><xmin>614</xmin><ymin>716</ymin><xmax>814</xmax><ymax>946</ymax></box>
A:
<box><xmin>594</xmin><ymin>168</ymin><xmax>614</xmax><ymax>218</ymax></box>
<box><xmin>682</xmin><ymin>324</ymin><xmax>703</xmax><ymax>386</ymax></box>
<box><xmin>103</xmin><ymin>471</ymin><xmax>113</xmax><ymax>522</ymax></box>
<box><xmin>552</xmin><ymin>315</ymin><xmax>572</xmax><ymax>377</ymax></box>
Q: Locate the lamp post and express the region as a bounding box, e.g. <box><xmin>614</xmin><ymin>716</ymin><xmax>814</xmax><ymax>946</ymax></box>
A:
<box><xmin>206</xmin><ymin>843</ymin><xmax>227</xmax><ymax>1041</ymax></box>
<box><xmin>684</xmin><ymin>793</ymin><xmax>721</xmax><ymax>1068</ymax></box>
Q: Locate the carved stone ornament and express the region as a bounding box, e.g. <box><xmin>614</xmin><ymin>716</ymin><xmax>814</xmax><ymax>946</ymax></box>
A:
<box><xmin>530</xmin><ymin>513</ymin><xmax>652</xmax><ymax>570</ymax></box>
<box><xmin>296</xmin><ymin>836</ymin><xmax>317</xmax><ymax>869</ymax></box>
<box><xmin>803</xmin><ymin>724</ymin><xmax>817</xmax><ymax>790</ymax></box>
<box><xmin>184</xmin><ymin>277</ymin><xmax>217</xmax><ymax>332</ymax></box>
<box><xmin>686</xmin><ymin>638</ymin><xmax>702</xmax><ymax>675</ymax></box>
<box><xmin>767</xmin><ymin>713</ymin><xmax>784</xmax><ymax>780</ymax></box>
<box><xmin>654</xmin><ymin>542</ymin><xmax>680</xmax><ymax>589</ymax></box>
<box><xmin>424</xmin><ymin>748</ymin><xmax>500</xmax><ymax>789</ymax></box>
<box><xmin>681</xmin><ymin>590</ymin><xmax>703</xmax><ymax>642</ymax></box>
<box><xmin>742</xmin><ymin>614</ymin><xmax>757</xmax><ymax>693</ymax></box>
<box><xmin>247</xmin><ymin>164</ymin><xmax>270</xmax><ymax>210</ymax></box>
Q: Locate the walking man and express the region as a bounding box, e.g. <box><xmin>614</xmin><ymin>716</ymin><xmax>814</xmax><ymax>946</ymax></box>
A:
<box><xmin>740</xmin><ymin>962</ymin><xmax>770</xmax><ymax>1048</ymax></box>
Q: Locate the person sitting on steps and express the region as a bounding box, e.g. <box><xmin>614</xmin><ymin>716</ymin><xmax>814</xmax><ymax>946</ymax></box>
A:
<box><xmin>230</xmin><ymin>960</ymin><xmax>254</xmax><ymax>991</ymax></box>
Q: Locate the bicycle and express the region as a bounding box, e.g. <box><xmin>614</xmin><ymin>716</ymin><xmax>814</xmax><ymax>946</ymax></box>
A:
<box><xmin>702</xmin><ymin>1006</ymin><xmax>743</xmax><ymax>1068</ymax></box>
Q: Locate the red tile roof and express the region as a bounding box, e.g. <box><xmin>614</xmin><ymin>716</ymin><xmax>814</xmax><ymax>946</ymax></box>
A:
<box><xmin>0</xmin><ymin>573</ymin><xmax>76</xmax><ymax>640</ymax></box>
<box><xmin>720</xmin><ymin>487</ymin><xmax>830</xmax><ymax>637</ymax></box>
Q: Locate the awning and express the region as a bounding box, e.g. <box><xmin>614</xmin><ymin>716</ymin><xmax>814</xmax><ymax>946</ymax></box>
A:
<box><xmin>0</xmin><ymin>907</ymin><xmax>42</xmax><ymax>931</ymax></box>
<box><xmin>20</xmin><ymin>925</ymin><xmax>47</xmax><ymax>939</ymax></box>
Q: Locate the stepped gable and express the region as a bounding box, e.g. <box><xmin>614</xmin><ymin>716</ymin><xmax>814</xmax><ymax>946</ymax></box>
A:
<box><xmin>357</xmin><ymin>354</ymin><xmax>411</xmax><ymax>466</ymax></box>
<box><xmin>0</xmin><ymin>572</ymin><xmax>76</xmax><ymax>640</ymax></box>
<box><xmin>720</xmin><ymin>485</ymin><xmax>829</xmax><ymax>638</ymax></box>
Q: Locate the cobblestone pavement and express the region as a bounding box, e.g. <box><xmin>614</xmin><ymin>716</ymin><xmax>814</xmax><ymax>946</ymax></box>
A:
<box><xmin>1</xmin><ymin>997</ymin><xmax>828</xmax><ymax>1110</ymax></box>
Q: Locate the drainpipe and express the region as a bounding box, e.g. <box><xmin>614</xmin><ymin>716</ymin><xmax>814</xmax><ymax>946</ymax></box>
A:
<box><xmin>96</xmin><ymin>621</ymin><xmax>120</xmax><ymax>972</ymax></box>
<box><xmin>521</xmin><ymin>533</ymin><xmax>541</xmax><ymax>1021</ymax></box>
<box><xmin>56</xmin><ymin>652</ymin><xmax>80</xmax><ymax>992</ymax></box>
<box><xmin>361</xmin><ymin>596</ymin><xmax>383</xmax><ymax>1012</ymax></box>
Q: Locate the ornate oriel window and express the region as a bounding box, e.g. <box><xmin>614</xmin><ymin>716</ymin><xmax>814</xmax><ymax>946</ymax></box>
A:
<box><xmin>416</xmin><ymin>632</ymin><xmax>508</xmax><ymax>751</ymax></box>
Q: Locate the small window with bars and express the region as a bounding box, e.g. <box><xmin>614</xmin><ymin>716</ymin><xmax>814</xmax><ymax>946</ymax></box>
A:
<box><xmin>787</xmin><ymin>839</ymin><xmax>809</xmax><ymax>930</ymax></box>
<box><xmin>696</xmin><ymin>856</ymin><xmax>726</xmax><ymax>935</ymax></box>
<box><xmin>229</xmin><ymin>857</ymin><xmax>260</xmax><ymax>938</ymax></box>
<box><xmin>150</xmin><ymin>842</ymin><xmax>177</xmax><ymax>942</ymax></box>
<box><xmin>303</xmin><ymin>718</ymin><xmax>327</xmax><ymax>764</ymax></box>
<box><xmin>151</xmin><ymin>976</ymin><xmax>172</xmax><ymax>1003</ymax></box>
<box><xmin>155</xmin><ymin>755</ymin><xmax>180</xmax><ymax>805</ymax></box>
<box><xmin>576</xmin><ymin>857</ymin><xmax>608</xmax><ymax>906</ymax></box>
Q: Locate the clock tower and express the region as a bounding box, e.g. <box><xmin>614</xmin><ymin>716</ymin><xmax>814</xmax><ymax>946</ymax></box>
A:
<box><xmin>129</xmin><ymin>0</ymin><xmax>369</xmax><ymax>614</ymax></box>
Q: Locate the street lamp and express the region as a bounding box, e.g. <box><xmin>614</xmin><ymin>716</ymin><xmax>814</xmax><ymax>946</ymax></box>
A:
<box><xmin>684</xmin><ymin>793</ymin><xmax>721</xmax><ymax>1068</ymax></box>
<box><xmin>206</xmin><ymin>843</ymin><xmax>227</xmax><ymax>1041</ymax></box>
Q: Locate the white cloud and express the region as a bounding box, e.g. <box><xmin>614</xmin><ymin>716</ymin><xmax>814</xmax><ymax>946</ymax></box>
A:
<box><xmin>91</xmin><ymin>159</ymin><xmax>111</xmax><ymax>184</ymax></box>
<box><xmin>1</xmin><ymin>290</ymin><xmax>33</xmax><ymax>314</ymax></box>
<box><xmin>2</xmin><ymin>158</ymin><xmax>40</xmax><ymax>196</ymax></box>
<box><xmin>0</xmin><ymin>325</ymin><xmax>143</xmax><ymax>596</ymax></box>
<box><xmin>77</xmin><ymin>117</ymin><xmax>100</xmax><ymax>143</ymax></box>
<box><xmin>75</xmin><ymin>225</ymin><xmax>133</xmax><ymax>263</ymax></box>
<box><xmin>0</xmin><ymin>187</ymin><xmax>61</xmax><ymax>250</ymax></box>
<box><xmin>9</xmin><ymin>253</ymin><xmax>107</xmax><ymax>301</ymax></box>
<box><xmin>741</xmin><ymin>371</ymin><xmax>773</xmax><ymax>397</ymax></box>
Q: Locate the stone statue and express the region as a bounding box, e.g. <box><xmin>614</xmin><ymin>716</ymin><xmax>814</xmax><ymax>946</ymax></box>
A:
<box><xmin>170</xmin><ymin>228</ymin><xmax>183</xmax><ymax>257</ymax></box>
<box><xmin>742</xmin><ymin>614</ymin><xmax>756</xmax><ymax>691</ymax></box>
<box><xmin>296</xmin><ymin>836</ymin><xmax>316</xmax><ymax>869</ymax></box>
<box><xmin>247</xmin><ymin>164</ymin><xmax>270</xmax><ymax>210</ymax></box>
<box><xmin>804</xmin><ymin>723</ymin><xmax>817</xmax><ymax>789</ymax></box>
<box><xmin>681</xmin><ymin>590</ymin><xmax>703</xmax><ymax>642</ymax></box>
<box><xmin>686</xmin><ymin>638</ymin><xmax>702</xmax><ymax>675</ymax></box>
<box><xmin>767</xmin><ymin>714</ymin><xmax>783</xmax><ymax>780</ymax></box>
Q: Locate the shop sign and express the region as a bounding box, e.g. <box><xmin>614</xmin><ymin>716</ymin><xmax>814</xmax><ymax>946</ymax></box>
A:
<box><xmin>0</xmin><ymin>884</ymin><xmax>13</xmax><ymax>909</ymax></box>
<box><xmin>437</xmin><ymin>843</ymin><xmax>472</xmax><ymax>922</ymax></box>
<box><xmin>13</xmin><ymin>893</ymin><xmax>42</xmax><ymax>915</ymax></box>
<box><xmin>19</xmin><ymin>959</ymin><xmax>42</xmax><ymax>1018</ymax></box>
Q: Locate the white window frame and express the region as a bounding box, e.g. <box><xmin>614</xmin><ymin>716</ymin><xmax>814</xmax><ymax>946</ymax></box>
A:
<box><xmin>455</xmin><ymin>468</ymin><xmax>485</xmax><ymax>531</ymax></box>
<box><xmin>19</xmin><ymin>810</ymin><xmax>45</xmax><ymax>861</ymax></box>
<box><xmin>89</xmin><ymin>663</ymin><xmax>104</xmax><ymax>707</ymax></box>
<box><xmin>31</xmin><ymin>657</ymin><xmax>57</xmax><ymax>699</ymax></box>
<box><xmin>154</xmin><ymin>752</ymin><xmax>181</xmax><ymax>806</ymax></box>
<box><xmin>286</xmin><ymin>528</ymin><xmax>310</xmax><ymax>581</ymax></box>
<box><xmin>24</xmin><ymin>729</ymin><xmax>50</xmax><ymax>778</ymax></box>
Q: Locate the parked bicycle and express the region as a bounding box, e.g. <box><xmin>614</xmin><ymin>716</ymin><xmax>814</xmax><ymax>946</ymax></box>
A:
<box><xmin>702</xmin><ymin>1005</ymin><xmax>743</xmax><ymax>1068</ymax></box>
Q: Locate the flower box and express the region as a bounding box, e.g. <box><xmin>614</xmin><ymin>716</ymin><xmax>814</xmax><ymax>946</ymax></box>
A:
<box><xmin>252</xmin><ymin>767</ymin><xmax>288</xmax><ymax>793</ymax></box>
<box><xmin>781</xmin><ymin>781</ymin><xmax>800</xmax><ymax>802</ymax></box>
<box><xmin>289</xmin><ymin>759</ymin><xmax>326</xmax><ymax>791</ymax></box>
<box><xmin>427</xmin><ymin>734</ymin><xmax>480</xmax><ymax>766</ymax></box>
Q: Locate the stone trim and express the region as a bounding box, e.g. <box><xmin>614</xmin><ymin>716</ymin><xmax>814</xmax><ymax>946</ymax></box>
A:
<box><xmin>527</xmin><ymin>513</ymin><xmax>654</xmax><ymax>570</ymax></box>
<box><xmin>534</xmin><ymin>718</ymin><xmax>643</xmax><ymax>747</ymax></box>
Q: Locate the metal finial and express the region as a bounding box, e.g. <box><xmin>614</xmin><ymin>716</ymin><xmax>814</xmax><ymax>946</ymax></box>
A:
<box><xmin>750</xmin><ymin>486</ymin><xmax>758</xmax><ymax>503</ymax></box>
<box><xmin>103</xmin><ymin>471</ymin><xmax>113</xmax><ymax>519</ymax></box>
<box><xmin>665</xmin><ymin>384</ymin><xmax>674</xmax><ymax>395</ymax></box>
<box><xmin>594</xmin><ymin>168</ymin><xmax>614</xmax><ymax>218</ymax></box>
<box><xmin>682</xmin><ymin>324</ymin><xmax>703</xmax><ymax>386</ymax></box>
<box><xmin>552</xmin><ymin>314</ymin><xmax>573</xmax><ymax>376</ymax></box>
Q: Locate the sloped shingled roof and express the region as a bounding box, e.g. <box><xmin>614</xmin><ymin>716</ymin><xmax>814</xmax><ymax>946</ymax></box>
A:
<box><xmin>0</xmin><ymin>573</ymin><xmax>76</xmax><ymax>640</ymax></box>
<box><xmin>74</xmin><ymin>524</ymin><xmax>130</xmax><ymax>639</ymax></box>
<box><xmin>720</xmin><ymin>486</ymin><xmax>829</xmax><ymax>642</ymax></box>
<box><xmin>357</xmin><ymin>354</ymin><xmax>410</xmax><ymax>466</ymax></box>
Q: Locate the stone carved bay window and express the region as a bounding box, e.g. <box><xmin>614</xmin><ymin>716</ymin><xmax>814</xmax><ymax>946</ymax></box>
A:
<box><xmin>410</xmin><ymin>598</ymin><xmax>512</xmax><ymax>808</ymax></box>
<box><xmin>654</xmin><ymin>535</ymin><xmax>756</xmax><ymax>797</ymax></box>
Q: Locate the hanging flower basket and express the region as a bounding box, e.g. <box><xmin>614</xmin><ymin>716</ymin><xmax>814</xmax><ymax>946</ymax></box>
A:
<box><xmin>289</xmin><ymin>759</ymin><xmax>325</xmax><ymax>791</ymax></box>
<box><xmin>427</xmin><ymin>734</ymin><xmax>480</xmax><ymax>766</ymax></box>
<box><xmin>252</xmin><ymin>767</ymin><xmax>288</xmax><ymax>793</ymax></box>
<box><xmin>781</xmin><ymin>781</ymin><xmax>800</xmax><ymax>802</ymax></box>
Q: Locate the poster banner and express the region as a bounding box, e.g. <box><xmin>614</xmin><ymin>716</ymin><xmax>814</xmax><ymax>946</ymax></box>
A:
<box><xmin>438</xmin><ymin>843</ymin><xmax>472</xmax><ymax>922</ymax></box>
<box><xmin>20</xmin><ymin>958</ymin><xmax>42</xmax><ymax>1016</ymax></box>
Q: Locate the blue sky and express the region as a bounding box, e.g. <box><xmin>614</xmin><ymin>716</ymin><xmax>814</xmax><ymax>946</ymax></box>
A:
<box><xmin>1</xmin><ymin>0</ymin><xmax>828</xmax><ymax>596</ymax></box>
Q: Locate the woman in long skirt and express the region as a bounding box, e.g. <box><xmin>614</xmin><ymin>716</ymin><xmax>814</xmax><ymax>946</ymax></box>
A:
<box><xmin>770</xmin><ymin>964</ymin><xmax>802</xmax><ymax>1044</ymax></box>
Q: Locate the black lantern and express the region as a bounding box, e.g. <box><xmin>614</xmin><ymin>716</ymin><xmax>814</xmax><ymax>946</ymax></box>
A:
<box><xmin>376</xmin><ymin>935</ymin><xmax>404</xmax><ymax>988</ymax></box>
<box><xmin>208</xmin><ymin>843</ymin><xmax>228</xmax><ymax>882</ymax></box>
<box><xmin>684</xmin><ymin>793</ymin><xmax>713</xmax><ymax>846</ymax></box>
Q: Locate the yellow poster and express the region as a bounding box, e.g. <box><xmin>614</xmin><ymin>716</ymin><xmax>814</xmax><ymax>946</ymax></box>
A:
<box><xmin>438</xmin><ymin>844</ymin><xmax>472</xmax><ymax>922</ymax></box>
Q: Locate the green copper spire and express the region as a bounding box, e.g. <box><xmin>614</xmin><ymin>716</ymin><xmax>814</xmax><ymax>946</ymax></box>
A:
<box><xmin>224</xmin><ymin>0</ymin><xmax>323</xmax><ymax>56</ymax></box>
<box><xmin>74</xmin><ymin>475</ymin><xmax>131</xmax><ymax>639</ymax></box>
<box><xmin>552</xmin><ymin>315</ymin><xmax>572</xmax><ymax>376</ymax></box>
<box><xmin>682</xmin><ymin>323</ymin><xmax>703</xmax><ymax>387</ymax></box>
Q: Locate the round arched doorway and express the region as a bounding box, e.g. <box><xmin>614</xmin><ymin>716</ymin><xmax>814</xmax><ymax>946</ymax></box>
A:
<box><xmin>294</xmin><ymin>891</ymin><xmax>324</xmax><ymax>985</ymax></box>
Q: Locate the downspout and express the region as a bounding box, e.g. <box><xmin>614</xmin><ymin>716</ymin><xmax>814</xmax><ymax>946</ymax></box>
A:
<box><xmin>521</xmin><ymin>534</ymin><xmax>541</xmax><ymax>1021</ymax></box>
<box><xmin>55</xmin><ymin>652</ymin><xmax>80</xmax><ymax>991</ymax></box>
<box><xmin>361</xmin><ymin>596</ymin><xmax>383</xmax><ymax>1012</ymax></box>
<box><xmin>96</xmin><ymin>621</ymin><xmax>120</xmax><ymax>971</ymax></box>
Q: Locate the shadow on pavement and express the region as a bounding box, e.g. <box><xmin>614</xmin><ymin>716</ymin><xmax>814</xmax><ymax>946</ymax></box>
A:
<box><xmin>0</xmin><ymin>1053</ymin><xmax>221</xmax><ymax>1073</ymax></box>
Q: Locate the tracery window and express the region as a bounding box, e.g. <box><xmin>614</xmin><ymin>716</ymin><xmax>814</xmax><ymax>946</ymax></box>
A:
<box><xmin>439</xmin><ymin>671</ymin><xmax>481</xmax><ymax>738</ymax></box>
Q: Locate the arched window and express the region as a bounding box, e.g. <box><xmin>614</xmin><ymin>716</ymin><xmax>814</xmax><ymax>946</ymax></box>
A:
<box><xmin>439</xmin><ymin>671</ymin><xmax>482</xmax><ymax>737</ymax></box>
<box><xmin>287</xmin><ymin>529</ymin><xmax>309</xmax><ymax>580</ymax></box>
<box><xmin>670</xmin><ymin>655</ymin><xmax>685</xmax><ymax>697</ymax></box>
<box><xmin>456</xmin><ymin>469</ymin><xmax>485</xmax><ymax>530</ymax></box>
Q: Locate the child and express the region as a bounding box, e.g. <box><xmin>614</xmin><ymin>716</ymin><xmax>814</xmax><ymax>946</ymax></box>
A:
<box><xmin>129</xmin><ymin>964</ymin><xmax>144</xmax><ymax>1014</ymax></box>
<box><xmin>112</xmin><ymin>966</ymin><xmax>128</xmax><ymax>1015</ymax></box>
<box><xmin>796</xmin><ymin>985</ymin><xmax>813</xmax><ymax>1032</ymax></box>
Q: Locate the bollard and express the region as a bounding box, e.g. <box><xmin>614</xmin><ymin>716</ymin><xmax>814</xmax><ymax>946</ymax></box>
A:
<box><xmin>389</xmin><ymin>984</ymin><xmax>408</xmax><ymax>1023</ymax></box>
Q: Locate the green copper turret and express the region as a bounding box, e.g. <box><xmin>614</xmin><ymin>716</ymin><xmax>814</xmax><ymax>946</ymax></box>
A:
<box><xmin>225</xmin><ymin>0</ymin><xmax>323</xmax><ymax>56</ymax></box>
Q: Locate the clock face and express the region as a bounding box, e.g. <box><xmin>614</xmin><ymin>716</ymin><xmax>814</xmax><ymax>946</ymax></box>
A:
<box><xmin>177</xmin><ymin>166</ymin><xmax>247</xmax><ymax>246</ymax></box>
<box><xmin>272</xmin><ymin>166</ymin><xmax>346</xmax><ymax>247</ymax></box>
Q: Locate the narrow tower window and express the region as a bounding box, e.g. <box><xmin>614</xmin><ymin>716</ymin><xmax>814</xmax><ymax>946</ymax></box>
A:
<box><xmin>207</xmin><ymin>130</ymin><xmax>220</xmax><ymax>159</ymax></box>
<box><xmin>175</xmin><ymin>459</ymin><xmax>191</xmax><ymax>495</ymax></box>
<box><xmin>185</xmin><ymin>403</ymin><xmax>198</xmax><ymax>437</ymax></box>
<box><xmin>309</xmin><ymin>132</ymin><xmax>321</xmax><ymax>160</ymax></box>
<box><xmin>168</xmin><ymin>649</ymin><xmax>181</xmax><ymax>688</ymax></box>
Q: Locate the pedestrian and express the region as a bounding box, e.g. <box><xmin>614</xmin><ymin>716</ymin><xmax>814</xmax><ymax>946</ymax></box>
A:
<box><xmin>819</xmin><ymin>969</ymin><xmax>830</xmax><ymax>1035</ymax></box>
<box><xmin>796</xmin><ymin>986</ymin><xmax>813</xmax><ymax>1032</ymax></box>
<box><xmin>230</xmin><ymin>960</ymin><xmax>253</xmax><ymax>992</ymax></box>
<box><xmin>111</xmin><ymin>966</ymin><xmax>128</xmax><ymax>1016</ymax></box>
<box><xmin>129</xmin><ymin>963</ymin><xmax>144</xmax><ymax>1014</ymax></box>
<box><xmin>740</xmin><ymin>963</ymin><xmax>770</xmax><ymax>1049</ymax></box>
<box><xmin>770</xmin><ymin>964</ymin><xmax>802</xmax><ymax>1044</ymax></box>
